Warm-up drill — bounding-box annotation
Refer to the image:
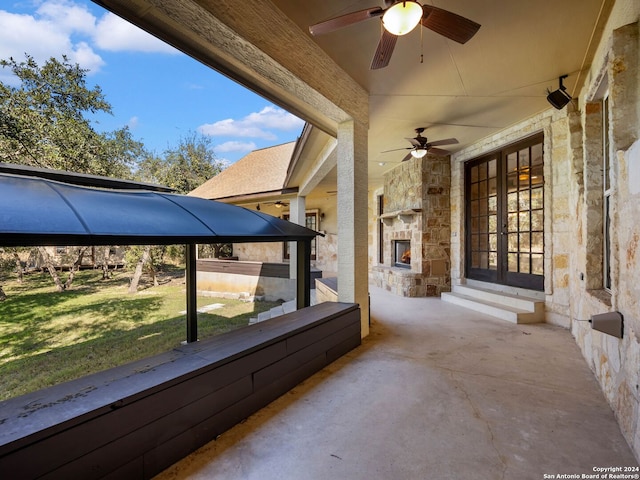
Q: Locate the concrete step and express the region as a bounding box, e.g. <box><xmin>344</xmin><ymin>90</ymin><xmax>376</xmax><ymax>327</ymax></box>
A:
<box><xmin>452</xmin><ymin>284</ymin><xmax>543</xmax><ymax>313</ymax></box>
<box><xmin>441</xmin><ymin>285</ymin><xmax>544</xmax><ymax>324</ymax></box>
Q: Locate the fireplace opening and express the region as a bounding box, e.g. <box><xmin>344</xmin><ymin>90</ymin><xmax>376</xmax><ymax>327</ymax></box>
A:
<box><xmin>394</xmin><ymin>240</ymin><xmax>411</xmax><ymax>268</ymax></box>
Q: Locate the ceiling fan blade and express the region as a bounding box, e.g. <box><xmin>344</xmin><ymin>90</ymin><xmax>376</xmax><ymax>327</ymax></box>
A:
<box><xmin>427</xmin><ymin>147</ymin><xmax>451</xmax><ymax>156</ymax></box>
<box><xmin>405</xmin><ymin>137</ymin><xmax>422</xmax><ymax>147</ymax></box>
<box><xmin>309</xmin><ymin>7</ymin><xmax>384</xmax><ymax>36</ymax></box>
<box><xmin>428</xmin><ymin>138</ymin><xmax>459</xmax><ymax>147</ymax></box>
<box><xmin>370</xmin><ymin>29</ymin><xmax>397</xmax><ymax>70</ymax></box>
<box><xmin>421</xmin><ymin>5</ymin><xmax>480</xmax><ymax>44</ymax></box>
<box><xmin>401</xmin><ymin>152</ymin><xmax>413</xmax><ymax>162</ymax></box>
<box><xmin>381</xmin><ymin>147</ymin><xmax>411</xmax><ymax>153</ymax></box>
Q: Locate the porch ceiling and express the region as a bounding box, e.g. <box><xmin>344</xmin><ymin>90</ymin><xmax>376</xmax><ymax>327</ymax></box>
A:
<box><xmin>273</xmin><ymin>0</ymin><xmax>611</xmax><ymax>187</ymax></box>
<box><xmin>93</xmin><ymin>0</ymin><xmax>612</xmax><ymax>190</ymax></box>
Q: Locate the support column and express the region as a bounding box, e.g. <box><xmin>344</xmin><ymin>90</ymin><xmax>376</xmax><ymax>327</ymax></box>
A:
<box><xmin>296</xmin><ymin>239</ymin><xmax>311</xmax><ymax>309</ymax></box>
<box><xmin>288</xmin><ymin>196</ymin><xmax>306</xmax><ymax>282</ymax></box>
<box><xmin>186</xmin><ymin>243</ymin><xmax>198</xmax><ymax>343</ymax></box>
<box><xmin>337</xmin><ymin>119</ymin><xmax>369</xmax><ymax>336</ymax></box>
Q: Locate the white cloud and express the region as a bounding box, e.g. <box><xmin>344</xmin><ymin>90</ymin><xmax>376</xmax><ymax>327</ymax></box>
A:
<box><xmin>214</xmin><ymin>141</ymin><xmax>257</xmax><ymax>153</ymax></box>
<box><xmin>198</xmin><ymin>106</ymin><xmax>304</xmax><ymax>140</ymax></box>
<box><xmin>93</xmin><ymin>12</ymin><xmax>178</xmax><ymax>54</ymax></box>
<box><xmin>36</xmin><ymin>0</ymin><xmax>96</xmax><ymax>36</ymax></box>
<box><xmin>0</xmin><ymin>9</ymin><xmax>95</xmax><ymax>69</ymax></box>
<box><xmin>0</xmin><ymin>0</ymin><xmax>177</xmax><ymax>77</ymax></box>
<box><xmin>126</xmin><ymin>116</ymin><xmax>140</xmax><ymax>130</ymax></box>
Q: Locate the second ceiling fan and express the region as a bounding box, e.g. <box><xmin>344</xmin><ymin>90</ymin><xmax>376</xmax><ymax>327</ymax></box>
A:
<box><xmin>309</xmin><ymin>1</ymin><xmax>480</xmax><ymax>69</ymax></box>
<box><xmin>383</xmin><ymin>128</ymin><xmax>458</xmax><ymax>161</ymax></box>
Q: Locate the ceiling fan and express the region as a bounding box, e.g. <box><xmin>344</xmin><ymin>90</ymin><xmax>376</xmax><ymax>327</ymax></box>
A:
<box><xmin>262</xmin><ymin>200</ymin><xmax>289</xmax><ymax>209</ymax></box>
<box><xmin>382</xmin><ymin>127</ymin><xmax>458</xmax><ymax>161</ymax></box>
<box><xmin>309</xmin><ymin>1</ymin><xmax>480</xmax><ymax>69</ymax></box>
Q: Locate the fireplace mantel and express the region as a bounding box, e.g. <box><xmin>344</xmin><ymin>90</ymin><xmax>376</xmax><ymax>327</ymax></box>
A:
<box><xmin>379</xmin><ymin>208</ymin><xmax>422</xmax><ymax>225</ymax></box>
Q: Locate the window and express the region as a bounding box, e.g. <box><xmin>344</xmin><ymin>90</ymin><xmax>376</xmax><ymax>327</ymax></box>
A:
<box><xmin>283</xmin><ymin>211</ymin><xmax>318</xmax><ymax>261</ymax></box>
<box><xmin>602</xmin><ymin>95</ymin><xmax>612</xmax><ymax>291</ymax></box>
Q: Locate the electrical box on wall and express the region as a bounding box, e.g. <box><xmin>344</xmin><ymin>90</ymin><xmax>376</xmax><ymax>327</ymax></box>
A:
<box><xmin>590</xmin><ymin>311</ymin><xmax>623</xmax><ymax>338</ymax></box>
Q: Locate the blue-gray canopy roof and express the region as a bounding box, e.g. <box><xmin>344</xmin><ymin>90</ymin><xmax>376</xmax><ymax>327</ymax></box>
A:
<box><xmin>0</xmin><ymin>172</ymin><xmax>320</xmax><ymax>247</ymax></box>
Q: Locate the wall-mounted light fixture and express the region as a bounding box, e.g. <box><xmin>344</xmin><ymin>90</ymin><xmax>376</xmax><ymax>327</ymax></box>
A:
<box><xmin>546</xmin><ymin>74</ymin><xmax>572</xmax><ymax>109</ymax></box>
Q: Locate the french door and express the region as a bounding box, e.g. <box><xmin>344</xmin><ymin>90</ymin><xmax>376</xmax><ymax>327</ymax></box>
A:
<box><xmin>465</xmin><ymin>134</ymin><xmax>544</xmax><ymax>291</ymax></box>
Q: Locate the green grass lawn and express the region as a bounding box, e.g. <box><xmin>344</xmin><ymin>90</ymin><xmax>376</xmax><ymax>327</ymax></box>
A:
<box><xmin>0</xmin><ymin>268</ymin><xmax>280</xmax><ymax>401</ymax></box>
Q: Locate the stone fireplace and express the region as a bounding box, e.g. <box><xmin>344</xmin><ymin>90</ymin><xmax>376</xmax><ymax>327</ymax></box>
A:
<box><xmin>371</xmin><ymin>155</ymin><xmax>451</xmax><ymax>297</ymax></box>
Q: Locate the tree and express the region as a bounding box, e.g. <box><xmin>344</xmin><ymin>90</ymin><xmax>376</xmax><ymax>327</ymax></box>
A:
<box><xmin>137</xmin><ymin>131</ymin><xmax>224</xmax><ymax>194</ymax></box>
<box><xmin>0</xmin><ymin>55</ymin><xmax>147</xmax><ymax>291</ymax></box>
<box><xmin>0</xmin><ymin>55</ymin><xmax>143</xmax><ymax>175</ymax></box>
<box><xmin>128</xmin><ymin>132</ymin><xmax>227</xmax><ymax>292</ymax></box>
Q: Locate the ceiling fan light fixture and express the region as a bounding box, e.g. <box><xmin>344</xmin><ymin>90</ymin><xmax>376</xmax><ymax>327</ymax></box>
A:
<box><xmin>411</xmin><ymin>147</ymin><xmax>428</xmax><ymax>158</ymax></box>
<box><xmin>382</xmin><ymin>1</ymin><xmax>423</xmax><ymax>36</ymax></box>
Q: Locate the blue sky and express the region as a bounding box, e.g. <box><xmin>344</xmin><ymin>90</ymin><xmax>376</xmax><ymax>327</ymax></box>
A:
<box><xmin>0</xmin><ymin>0</ymin><xmax>305</xmax><ymax>164</ymax></box>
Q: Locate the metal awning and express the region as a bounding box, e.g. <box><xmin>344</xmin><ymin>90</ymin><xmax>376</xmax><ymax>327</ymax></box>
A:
<box><xmin>0</xmin><ymin>168</ymin><xmax>321</xmax><ymax>342</ymax></box>
<box><xmin>0</xmin><ymin>172</ymin><xmax>319</xmax><ymax>247</ymax></box>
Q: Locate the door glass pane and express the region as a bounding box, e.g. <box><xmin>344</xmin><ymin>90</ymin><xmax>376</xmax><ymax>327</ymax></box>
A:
<box><xmin>479</xmin><ymin>216</ymin><xmax>488</xmax><ymax>233</ymax></box>
<box><xmin>488</xmin><ymin>178</ymin><xmax>497</xmax><ymax>196</ymax></box>
<box><xmin>520</xmin><ymin>254</ymin><xmax>531</xmax><ymax>274</ymax></box>
<box><xmin>472</xmin><ymin>234</ymin><xmax>479</xmax><ymax>251</ymax></box>
<box><xmin>531</xmin><ymin>210</ymin><xmax>544</xmax><ymax>231</ymax></box>
<box><xmin>471</xmin><ymin>165</ymin><xmax>478</xmax><ymax>182</ymax></box>
<box><xmin>507</xmin><ymin>152</ymin><xmax>517</xmax><ymax>173</ymax></box>
<box><xmin>507</xmin><ymin>192</ymin><xmax>518</xmax><ymax>211</ymax></box>
<box><xmin>519</xmin><ymin>233</ymin><xmax>530</xmax><ymax>251</ymax></box>
<box><xmin>478</xmin><ymin>234</ymin><xmax>488</xmax><ymax>250</ymax></box>
<box><xmin>531</xmin><ymin>254</ymin><xmax>544</xmax><ymax>275</ymax></box>
<box><xmin>532</xmin><ymin>143</ymin><xmax>543</xmax><ymax>165</ymax></box>
<box><xmin>531</xmin><ymin>188</ymin><xmax>543</xmax><ymax>209</ymax></box>
<box><xmin>489</xmin><ymin>234</ymin><xmax>498</xmax><ymax>251</ymax></box>
<box><xmin>488</xmin><ymin>197</ymin><xmax>497</xmax><ymax>214</ymax></box>
<box><xmin>530</xmin><ymin>165</ymin><xmax>543</xmax><ymax>186</ymax></box>
<box><xmin>488</xmin><ymin>214</ymin><xmax>497</xmax><ymax>232</ymax></box>
<box><xmin>508</xmin><ymin>213</ymin><xmax>518</xmax><ymax>231</ymax></box>
<box><xmin>489</xmin><ymin>252</ymin><xmax>497</xmax><ymax>270</ymax></box>
<box><xmin>519</xmin><ymin>148</ymin><xmax>530</xmax><ymax>168</ymax></box>
<box><xmin>508</xmin><ymin>253</ymin><xmax>518</xmax><ymax>272</ymax></box>
<box><xmin>488</xmin><ymin>159</ymin><xmax>497</xmax><ymax>178</ymax></box>
<box><xmin>478</xmin><ymin>181</ymin><xmax>487</xmax><ymax>198</ymax></box>
<box><xmin>531</xmin><ymin>233</ymin><xmax>543</xmax><ymax>253</ymax></box>
<box><xmin>471</xmin><ymin>200</ymin><xmax>479</xmax><ymax>216</ymax></box>
<box><xmin>507</xmin><ymin>173</ymin><xmax>518</xmax><ymax>193</ymax></box>
<box><xmin>508</xmin><ymin>233</ymin><xmax>518</xmax><ymax>251</ymax></box>
<box><xmin>480</xmin><ymin>252</ymin><xmax>488</xmax><ymax>269</ymax></box>
<box><xmin>478</xmin><ymin>162</ymin><xmax>487</xmax><ymax>180</ymax></box>
<box><xmin>519</xmin><ymin>191</ymin><xmax>530</xmax><ymax>210</ymax></box>
<box><xmin>519</xmin><ymin>212</ymin><xmax>530</xmax><ymax>231</ymax></box>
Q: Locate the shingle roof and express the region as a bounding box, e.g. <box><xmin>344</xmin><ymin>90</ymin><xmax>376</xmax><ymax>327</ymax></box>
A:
<box><xmin>189</xmin><ymin>142</ymin><xmax>296</xmax><ymax>200</ymax></box>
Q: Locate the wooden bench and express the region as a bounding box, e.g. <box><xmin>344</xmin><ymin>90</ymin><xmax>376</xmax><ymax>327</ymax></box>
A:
<box><xmin>0</xmin><ymin>302</ymin><xmax>361</xmax><ymax>479</ymax></box>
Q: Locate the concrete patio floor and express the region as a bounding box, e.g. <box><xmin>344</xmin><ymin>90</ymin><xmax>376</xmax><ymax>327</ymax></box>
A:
<box><xmin>154</xmin><ymin>286</ymin><xmax>638</xmax><ymax>480</ymax></box>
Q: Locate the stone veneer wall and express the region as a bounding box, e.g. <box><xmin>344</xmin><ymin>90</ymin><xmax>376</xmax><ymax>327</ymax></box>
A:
<box><xmin>370</xmin><ymin>155</ymin><xmax>451</xmax><ymax>297</ymax></box>
<box><xmin>451</xmin><ymin>3</ymin><xmax>640</xmax><ymax>461</ymax></box>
